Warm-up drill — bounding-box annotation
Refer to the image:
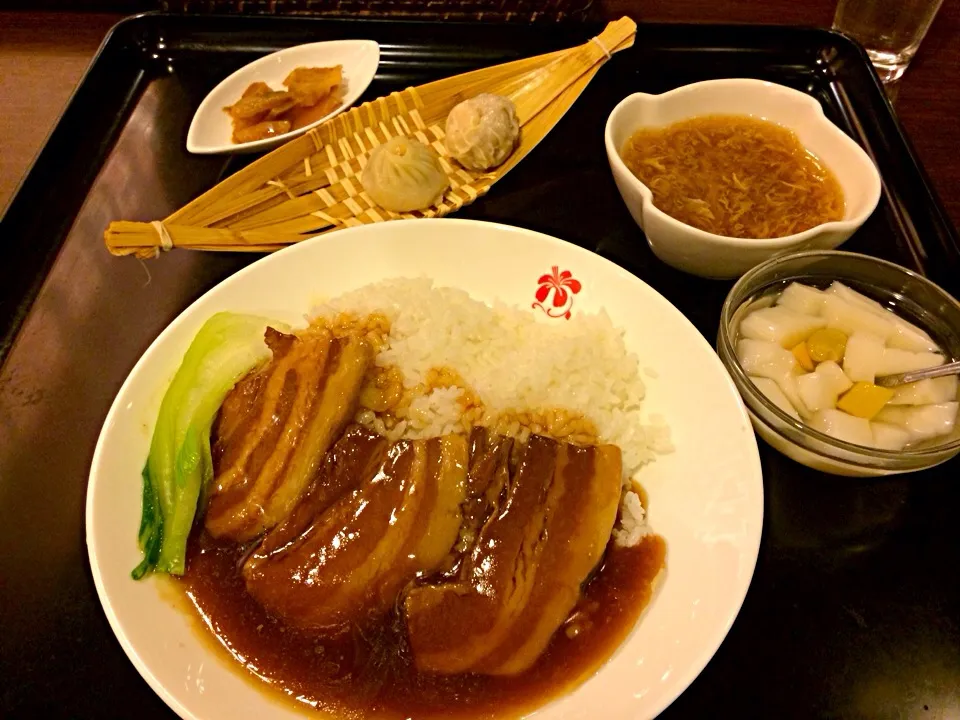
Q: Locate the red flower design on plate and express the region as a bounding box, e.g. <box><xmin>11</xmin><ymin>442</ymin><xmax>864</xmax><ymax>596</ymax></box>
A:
<box><xmin>532</xmin><ymin>266</ymin><xmax>582</xmax><ymax>320</ymax></box>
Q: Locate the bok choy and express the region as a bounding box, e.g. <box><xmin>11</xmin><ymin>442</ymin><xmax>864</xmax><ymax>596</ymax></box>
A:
<box><xmin>132</xmin><ymin>312</ymin><xmax>278</xmax><ymax>579</ymax></box>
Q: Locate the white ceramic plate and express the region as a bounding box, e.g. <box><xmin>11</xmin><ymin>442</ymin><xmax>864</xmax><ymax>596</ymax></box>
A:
<box><xmin>186</xmin><ymin>40</ymin><xmax>380</xmax><ymax>155</ymax></box>
<box><xmin>87</xmin><ymin>219</ymin><xmax>763</xmax><ymax>720</ymax></box>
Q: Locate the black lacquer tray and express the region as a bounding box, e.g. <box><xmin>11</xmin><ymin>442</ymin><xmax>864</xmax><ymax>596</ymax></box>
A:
<box><xmin>1</xmin><ymin>14</ymin><xmax>958</xmax><ymax>720</ymax></box>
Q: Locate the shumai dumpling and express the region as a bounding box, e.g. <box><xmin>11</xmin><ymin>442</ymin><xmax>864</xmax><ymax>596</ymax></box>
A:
<box><xmin>444</xmin><ymin>93</ymin><xmax>520</xmax><ymax>172</ymax></box>
<box><xmin>361</xmin><ymin>136</ymin><xmax>450</xmax><ymax>212</ymax></box>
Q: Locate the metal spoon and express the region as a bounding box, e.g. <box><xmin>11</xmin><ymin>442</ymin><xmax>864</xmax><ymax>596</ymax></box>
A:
<box><xmin>875</xmin><ymin>359</ymin><xmax>960</xmax><ymax>388</ymax></box>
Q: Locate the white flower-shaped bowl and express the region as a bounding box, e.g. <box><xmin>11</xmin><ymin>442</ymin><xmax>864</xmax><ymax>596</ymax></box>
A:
<box><xmin>186</xmin><ymin>39</ymin><xmax>380</xmax><ymax>155</ymax></box>
<box><xmin>604</xmin><ymin>79</ymin><xmax>882</xmax><ymax>279</ymax></box>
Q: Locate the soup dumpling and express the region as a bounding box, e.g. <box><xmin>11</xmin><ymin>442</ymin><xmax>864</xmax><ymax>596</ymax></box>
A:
<box><xmin>361</xmin><ymin>136</ymin><xmax>450</xmax><ymax>213</ymax></box>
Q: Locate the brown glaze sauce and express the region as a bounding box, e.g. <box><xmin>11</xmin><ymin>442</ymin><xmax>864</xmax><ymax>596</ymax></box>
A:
<box><xmin>178</xmin><ymin>528</ymin><xmax>665</xmax><ymax>719</ymax></box>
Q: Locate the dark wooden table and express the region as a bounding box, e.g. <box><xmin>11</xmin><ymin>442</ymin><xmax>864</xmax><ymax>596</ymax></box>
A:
<box><xmin>1</xmin><ymin>6</ymin><xmax>959</xmax><ymax>720</ymax></box>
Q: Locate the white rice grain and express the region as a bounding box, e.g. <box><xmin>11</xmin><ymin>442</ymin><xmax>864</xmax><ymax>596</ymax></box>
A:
<box><xmin>312</xmin><ymin>278</ymin><xmax>670</xmax><ymax>545</ymax></box>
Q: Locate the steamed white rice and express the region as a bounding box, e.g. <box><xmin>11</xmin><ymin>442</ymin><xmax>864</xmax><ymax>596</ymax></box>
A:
<box><xmin>311</xmin><ymin>278</ymin><xmax>671</xmax><ymax>545</ymax></box>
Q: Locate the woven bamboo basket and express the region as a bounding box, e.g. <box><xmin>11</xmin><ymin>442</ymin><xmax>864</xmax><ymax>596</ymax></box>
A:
<box><xmin>104</xmin><ymin>17</ymin><xmax>636</xmax><ymax>258</ymax></box>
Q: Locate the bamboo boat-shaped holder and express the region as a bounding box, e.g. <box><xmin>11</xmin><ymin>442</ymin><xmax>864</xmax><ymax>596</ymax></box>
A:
<box><xmin>105</xmin><ymin>17</ymin><xmax>636</xmax><ymax>258</ymax></box>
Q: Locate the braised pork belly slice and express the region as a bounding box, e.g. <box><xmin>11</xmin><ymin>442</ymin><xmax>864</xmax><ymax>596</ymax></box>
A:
<box><xmin>433</xmin><ymin>426</ymin><xmax>514</xmax><ymax>577</ymax></box>
<box><xmin>205</xmin><ymin>326</ymin><xmax>371</xmax><ymax>541</ymax></box>
<box><xmin>243</xmin><ymin>429</ymin><xmax>468</xmax><ymax>629</ymax></box>
<box><xmin>404</xmin><ymin>435</ymin><xmax>622</xmax><ymax>676</ymax></box>
<box><xmin>245</xmin><ymin>425</ymin><xmax>390</xmax><ymax>564</ymax></box>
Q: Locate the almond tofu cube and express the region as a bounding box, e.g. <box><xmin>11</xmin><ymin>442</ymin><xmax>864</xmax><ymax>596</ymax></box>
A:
<box><xmin>869</xmin><ymin>422</ymin><xmax>911</xmax><ymax>451</ymax></box>
<box><xmin>827</xmin><ymin>281</ymin><xmax>937</xmax><ymax>352</ymax></box>
<box><xmin>777</xmin><ymin>373</ymin><xmax>809</xmax><ymax>418</ymax></box>
<box><xmin>777</xmin><ymin>282</ymin><xmax>827</xmax><ymax>315</ymax></box>
<box><xmin>874</xmin><ymin>348</ymin><xmax>944</xmax><ymax>377</ymax></box>
<box><xmin>826</xmin><ymin>281</ymin><xmax>886</xmax><ymax>313</ymax></box>
<box><xmin>887</xmin><ymin>319</ymin><xmax>938</xmax><ymax>353</ymax></box>
<box><xmin>889</xmin><ymin>376</ymin><xmax>959</xmax><ymax>405</ymax></box>
<box><xmin>750</xmin><ymin>376</ymin><xmax>801</xmax><ymax>419</ymax></box>
<box><xmin>842</xmin><ymin>331</ymin><xmax>886</xmax><ymax>384</ymax></box>
<box><xmin>822</xmin><ymin>294</ymin><xmax>895</xmax><ymax>342</ymax></box>
<box><xmin>874</xmin><ymin>402</ymin><xmax>959</xmax><ymax>442</ymax></box>
<box><xmin>796</xmin><ymin>361</ymin><xmax>854</xmax><ymax>413</ymax></box>
<box><xmin>807</xmin><ymin>409</ymin><xmax>873</xmax><ymax>446</ymax></box>
<box><xmin>816</xmin><ymin>361</ymin><xmax>855</xmax><ymax>396</ymax></box>
<box><xmin>798</xmin><ymin>371</ymin><xmax>839</xmax><ymax>412</ymax></box>
<box><xmin>737</xmin><ymin>340</ymin><xmax>809</xmax><ymax>413</ymax></box>
<box><xmin>740</xmin><ymin>306</ymin><xmax>826</xmax><ymax>349</ymax></box>
<box><xmin>737</xmin><ymin>339</ymin><xmax>798</xmax><ymax>379</ymax></box>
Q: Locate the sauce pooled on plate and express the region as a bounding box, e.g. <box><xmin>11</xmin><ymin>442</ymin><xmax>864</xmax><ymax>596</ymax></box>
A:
<box><xmin>178</xmin><ymin>525</ymin><xmax>665</xmax><ymax>717</ymax></box>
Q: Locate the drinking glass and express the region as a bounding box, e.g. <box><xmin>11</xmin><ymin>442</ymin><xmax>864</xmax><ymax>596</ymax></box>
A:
<box><xmin>833</xmin><ymin>0</ymin><xmax>944</xmax><ymax>83</ymax></box>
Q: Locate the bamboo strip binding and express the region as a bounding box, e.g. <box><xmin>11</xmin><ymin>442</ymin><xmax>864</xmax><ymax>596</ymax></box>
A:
<box><xmin>105</xmin><ymin>17</ymin><xmax>636</xmax><ymax>258</ymax></box>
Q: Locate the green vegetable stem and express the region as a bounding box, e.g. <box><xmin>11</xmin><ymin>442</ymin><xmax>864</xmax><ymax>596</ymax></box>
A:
<box><xmin>132</xmin><ymin>312</ymin><xmax>278</xmax><ymax>579</ymax></box>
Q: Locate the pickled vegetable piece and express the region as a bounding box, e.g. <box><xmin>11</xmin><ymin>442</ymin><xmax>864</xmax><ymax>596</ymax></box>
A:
<box><xmin>791</xmin><ymin>342</ymin><xmax>815</xmax><ymax>372</ymax></box>
<box><xmin>284</xmin><ymin>66</ymin><xmax>342</xmax><ymax>106</ymax></box>
<box><xmin>225</xmin><ymin>89</ymin><xmax>296</xmax><ymax>120</ymax></box>
<box><xmin>807</xmin><ymin>327</ymin><xmax>848</xmax><ymax>363</ymax></box>
<box><xmin>285</xmin><ymin>92</ymin><xmax>342</xmax><ymax>129</ymax></box>
<box><xmin>265</xmin><ymin>94</ymin><xmax>299</xmax><ymax>119</ymax></box>
<box><xmin>223</xmin><ymin>65</ymin><xmax>343</xmax><ymax>145</ymax></box>
<box><xmin>237</xmin><ymin>81</ymin><xmax>270</xmax><ymax>101</ymax></box>
<box><xmin>232</xmin><ymin>119</ymin><xmax>292</xmax><ymax>144</ymax></box>
<box><xmin>836</xmin><ymin>382</ymin><xmax>894</xmax><ymax>420</ymax></box>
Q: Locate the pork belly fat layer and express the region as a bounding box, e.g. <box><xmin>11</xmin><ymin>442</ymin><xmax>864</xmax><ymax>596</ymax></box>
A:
<box><xmin>405</xmin><ymin>436</ymin><xmax>622</xmax><ymax>676</ymax></box>
<box><xmin>205</xmin><ymin>328</ymin><xmax>371</xmax><ymax>541</ymax></box>
<box><xmin>243</xmin><ymin>427</ymin><xmax>468</xmax><ymax>629</ymax></box>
